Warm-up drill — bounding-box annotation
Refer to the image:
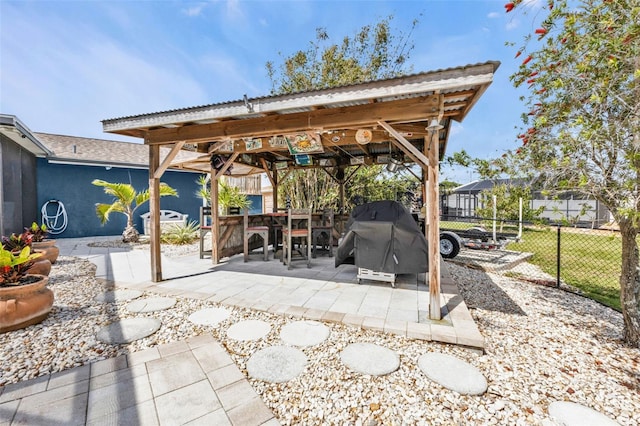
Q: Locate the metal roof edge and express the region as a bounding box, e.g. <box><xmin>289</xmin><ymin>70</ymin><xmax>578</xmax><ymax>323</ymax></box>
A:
<box><xmin>0</xmin><ymin>114</ymin><xmax>54</xmax><ymax>156</ymax></box>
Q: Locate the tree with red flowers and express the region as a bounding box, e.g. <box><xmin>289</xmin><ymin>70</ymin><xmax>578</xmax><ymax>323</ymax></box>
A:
<box><xmin>506</xmin><ymin>0</ymin><xmax>640</xmax><ymax>346</ymax></box>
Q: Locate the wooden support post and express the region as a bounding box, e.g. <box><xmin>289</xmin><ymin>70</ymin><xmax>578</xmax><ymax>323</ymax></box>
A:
<box><xmin>426</xmin><ymin>133</ymin><xmax>441</xmax><ymax>320</ymax></box>
<box><xmin>149</xmin><ymin>144</ymin><xmax>162</xmax><ymax>282</ymax></box>
<box><xmin>210</xmin><ymin>169</ymin><xmax>220</xmax><ymax>264</ymax></box>
<box><xmin>273</xmin><ymin>167</ymin><xmax>279</xmax><ymax>212</ymax></box>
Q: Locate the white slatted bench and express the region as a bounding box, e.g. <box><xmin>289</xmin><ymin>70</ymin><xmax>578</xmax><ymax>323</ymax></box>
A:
<box><xmin>140</xmin><ymin>210</ymin><xmax>188</xmax><ymax>235</ymax></box>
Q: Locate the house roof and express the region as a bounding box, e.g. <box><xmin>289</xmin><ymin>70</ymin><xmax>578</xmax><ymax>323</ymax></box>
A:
<box><xmin>0</xmin><ymin>114</ymin><xmax>53</xmax><ymax>157</ymax></box>
<box><xmin>102</xmin><ymin>61</ymin><xmax>501</xmax><ymax>176</ymax></box>
<box><xmin>453</xmin><ymin>178</ymin><xmax>529</xmax><ymax>194</ymax></box>
<box><xmin>34</xmin><ymin>132</ymin><xmax>205</xmax><ymax>171</ymax></box>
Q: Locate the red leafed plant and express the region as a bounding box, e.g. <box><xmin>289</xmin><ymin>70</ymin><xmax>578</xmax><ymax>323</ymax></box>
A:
<box><xmin>0</xmin><ymin>246</ymin><xmax>41</xmax><ymax>286</ymax></box>
<box><xmin>1</xmin><ymin>232</ymin><xmax>33</xmax><ymax>253</ymax></box>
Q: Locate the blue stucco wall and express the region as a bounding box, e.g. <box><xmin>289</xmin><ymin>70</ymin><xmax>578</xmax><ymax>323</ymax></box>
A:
<box><xmin>36</xmin><ymin>159</ymin><xmax>205</xmax><ymax>238</ymax></box>
<box><xmin>247</xmin><ymin>194</ymin><xmax>263</xmax><ymax>214</ymax></box>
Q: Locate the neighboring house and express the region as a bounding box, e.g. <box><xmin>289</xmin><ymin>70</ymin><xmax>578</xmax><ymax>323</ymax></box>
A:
<box><xmin>443</xmin><ymin>178</ymin><xmax>611</xmax><ymax>227</ymax></box>
<box><xmin>0</xmin><ymin>115</ymin><xmax>51</xmax><ymax>236</ymax></box>
<box><xmin>0</xmin><ymin>114</ymin><xmax>206</xmax><ymax>238</ymax></box>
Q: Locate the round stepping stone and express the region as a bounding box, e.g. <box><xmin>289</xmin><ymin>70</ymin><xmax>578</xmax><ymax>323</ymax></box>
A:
<box><xmin>418</xmin><ymin>352</ymin><xmax>487</xmax><ymax>395</ymax></box>
<box><xmin>340</xmin><ymin>343</ymin><xmax>399</xmax><ymax>376</ymax></box>
<box><xmin>188</xmin><ymin>307</ymin><xmax>232</xmax><ymax>326</ymax></box>
<box><xmin>280</xmin><ymin>321</ymin><xmax>330</xmax><ymax>347</ymax></box>
<box><xmin>94</xmin><ymin>289</ymin><xmax>143</xmax><ymax>303</ymax></box>
<box><xmin>226</xmin><ymin>320</ymin><xmax>271</xmax><ymax>341</ymax></box>
<box><xmin>548</xmin><ymin>401</ymin><xmax>618</xmax><ymax>426</ymax></box>
<box><xmin>126</xmin><ymin>297</ymin><xmax>176</xmax><ymax>313</ymax></box>
<box><xmin>246</xmin><ymin>346</ymin><xmax>307</xmax><ymax>383</ymax></box>
<box><xmin>96</xmin><ymin>318</ymin><xmax>161</xmax><ymax>344</ymax></box>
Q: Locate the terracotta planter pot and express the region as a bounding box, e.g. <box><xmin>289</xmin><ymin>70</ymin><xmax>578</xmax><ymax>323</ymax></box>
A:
<box><xmin>26</xmin><ymin>258</ymin><xmax>52</xmax><ymax>276</ymax></box>
<box><xmin>33</xmin><ymin>245</ymin><xmax>59</xmax><ymax>265</ymax></box>
<box><xmin>0</xmin><ymin>275</ymin><xmax>53</xmax><ymax>333</ymax></box>
<box><xmin>32</xmin><ymin>240</ymin><xmax>56</xmax><ymax>249</ymax></box>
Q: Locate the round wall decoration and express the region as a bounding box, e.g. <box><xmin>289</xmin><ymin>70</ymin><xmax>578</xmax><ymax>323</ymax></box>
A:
<box><xmin>355</xmin><ymin>129</ymin><xmax>373</xmax><ymax>144</ymax></box>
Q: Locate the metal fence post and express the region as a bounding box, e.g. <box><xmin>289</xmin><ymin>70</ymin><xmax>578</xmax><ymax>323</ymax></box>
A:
<box><xmin>556</xmin><ymin>224</ymin><xmax>561</xmax><ymax>288</ymax></box>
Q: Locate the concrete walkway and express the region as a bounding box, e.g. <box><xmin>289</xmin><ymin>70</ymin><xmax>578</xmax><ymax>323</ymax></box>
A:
<box><xmin>0</xmin><ymin>336</ymin><xmax>277</xmax><ymax>425</ymax></box>
<box><xmin>1</xmin><ymin>237</ymin><xmax>483</xmax><ymax>425</ymax></box>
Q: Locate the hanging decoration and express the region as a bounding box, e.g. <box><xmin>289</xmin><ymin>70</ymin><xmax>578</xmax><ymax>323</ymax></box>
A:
<box><xmin>286</xmin><ymin>134</ymin><xmax>324</xmax><ymax>154</ymax></box>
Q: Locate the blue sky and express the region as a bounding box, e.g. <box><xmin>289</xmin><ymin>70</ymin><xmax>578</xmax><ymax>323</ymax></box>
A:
<box><xmin>0</xmin><ymin>0</ymin><xmax>537</xmax><ymax>183</ymax></box>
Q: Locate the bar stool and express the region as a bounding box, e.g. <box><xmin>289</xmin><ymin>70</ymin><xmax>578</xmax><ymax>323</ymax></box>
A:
<box><xmin>282</xmin><ymin>208</ymin><xmax>312</xmax><ymax>269</ymax></box>
<box><xmin>312</xmin><ymin>209</ymin><xmax>334</xmax><ymax>258</ymax></box>
<box><xmin>243</xmin><ymin>209</ymin><xmax>269</xmax><ymax>262</ymax></box>
<box><xmin>199</xmin><ymin>206</ymin><xmax>211</xmax><ymax>259</ymax></box>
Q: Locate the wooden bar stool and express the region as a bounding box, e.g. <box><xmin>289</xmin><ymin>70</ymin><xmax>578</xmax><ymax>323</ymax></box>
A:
<box><xmin>243</xmin><ymin>209</ymin><xmax>269</xmax><ymax>262</ymax></box>
<box><xmin>312</xmin><ymin>209</ymin><xmax>334</xmax><ymax>258</ymax></box>
<box><xmin>282</xmin><ymin>208</ymin><xmax>312</xmax><ymax>269</ymax></box>
<box><xmin>199</xmin><ymin>206</ymin><xmax>211</xmax><ymax>259</ymax></box>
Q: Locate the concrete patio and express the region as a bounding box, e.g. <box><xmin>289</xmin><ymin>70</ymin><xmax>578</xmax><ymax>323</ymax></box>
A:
<box><xmin>55</xmin><ymin>237</ymin><xmax>484</xmax><ymax>349</ymax></box>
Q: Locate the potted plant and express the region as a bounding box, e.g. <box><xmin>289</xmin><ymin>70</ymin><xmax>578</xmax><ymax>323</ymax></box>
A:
<box><xmin>24</xmin><ymin>223</ymin><xmax>59</xmax><ymax>264</ymax></box>
<box><xmin>0</xmin><ymin>246</ymin><xmax>53</xmax><ymax>333</ymax></box>
<box><xmin>1</xmin><ymin>232</ymin><xmax>33</xmax><ymax>253</ymax></box>
<box><xmin>2</xmin><ymin>231</ymin><xmax>58</xmax><ymax>265</ymax></box>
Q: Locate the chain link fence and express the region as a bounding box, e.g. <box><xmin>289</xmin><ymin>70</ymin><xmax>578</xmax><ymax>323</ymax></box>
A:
<box><xmin>440</xmin><ymin>215</ymin><xmax>622</xmax><ymax>311</ymax></box>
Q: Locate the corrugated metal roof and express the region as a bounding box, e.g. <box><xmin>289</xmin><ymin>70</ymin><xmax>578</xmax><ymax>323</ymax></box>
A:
<box><xmin>103</xmin><ymin>61</ymin><xmax>499</xmax><ymax>126</ymax></box>
<box><xmin>99</xmin><ymin>61</ymin><xmax>500</xmax><ymax>176</ymax></box>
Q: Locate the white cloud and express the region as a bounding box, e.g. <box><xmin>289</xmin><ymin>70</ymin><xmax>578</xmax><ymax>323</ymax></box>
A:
<box><xmin>487</xmin><ymin>12</ymin><xmax>500</xmax><ymax>19</ymax></box>
<box><xmin>183</xmin><ymin>4</ymin><xmax>206</xmax><ymax>17</ymax></box>
<box><xmin>506</xmin><ymin>17</ymin><xmax>521</xmax><ymax>31</ymax></box>
<box><xmin>0</xmin><ymin>4</ymin><xmax>207</xmax><ymax>140</ymax></box>
<box><xmin>450</xmin><ymin>123</ymin><xmax>463</xmax><ymax>137</ymax></box>
<box><xmin>225</xmin><ymin>0</ymin><xmax>244</xmax><ymax>20</ymax></box>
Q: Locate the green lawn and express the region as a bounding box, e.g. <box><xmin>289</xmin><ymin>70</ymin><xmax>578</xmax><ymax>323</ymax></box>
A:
<box><xmin>441</xmin><ymin>221</ymin><xmax>622</xmax><ymax>311</ymax></box>
<box><xmin>507</xmin><ymin>227</ymin><xmax>621</xmax><ymax>311</ymax></box>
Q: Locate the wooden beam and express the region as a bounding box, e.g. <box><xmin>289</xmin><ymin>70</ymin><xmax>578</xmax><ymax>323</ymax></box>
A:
<box><xmin>426</xmin><ymin>132</ymin><xmax>441</xmax><ymax>320</ymax></box>
<box><xmin>377</xmin><ymin>121</ymin><xmax>431</xmax><ymax>170</ymax></box>
<box><xmin>146</xmin><ymin>95</ymin><xmax>441</xmax><ymax>145</ymax></box>
<box><xmin>259</xmin><ymin>158</ymin><xmax>276</xmax><ymax>188</ymax></box>
<box><xmin>154</xmin><ymin>141</ymin><xmax>185</xmax><ymax>179</ymax></box>
<box><xmin>149</xmin><ymin>144</ymin><xmax>162</xmax><ymax>282</ymax></box>
<box><xmin>208</xmin><ymin>140</ymin><xmax>232</xmax><ymax>153</ymax></box>
<box><xmin>214</xmin><ymin>152</ymin><xmax>240</xmax><ymax>180</ymax></box>
<box><xmin>211</xmin><ymin>169</ymin><xmax>220</xmax><ymax>264</ymax></box>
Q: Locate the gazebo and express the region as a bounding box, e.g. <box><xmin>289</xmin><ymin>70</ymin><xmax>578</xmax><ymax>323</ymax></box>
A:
<box><xmin>102</xmin><ymin>60</ymin><xmax>500</xmax><ymax>320</ymax></box>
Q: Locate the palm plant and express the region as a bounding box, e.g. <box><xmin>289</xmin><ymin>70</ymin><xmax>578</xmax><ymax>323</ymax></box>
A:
<box><xmin>195</xmin><ymin>175</ymin><xmax>250</xmax><ymax>214</ymax></box>
<box><xmin>92</xmin><ymin>179</ymin><xmax>178</xmax><ymax>242</ymax></box>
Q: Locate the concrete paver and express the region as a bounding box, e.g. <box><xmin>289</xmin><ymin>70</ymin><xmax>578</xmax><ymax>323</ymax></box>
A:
<box><xmin>2</xmin><ymin>338</ymin><xmax>276</xmax><ymax>426</ymax></box>
<box><xmin>340</xmin><ymin>343</ymin><xmax>400</xmax><ymax>376</ymax></box>
<box><xmin>548</xmin><ymin>401</ymin><xmax>619</xmax><ymax>426</ymax></box>
<box><xmin>279</xmin><ymin>320</ymin><xmax>330</xmax><ymax>347</ymax></box>
<box><xmin>417</xmin><ymin>352</ymin><xmax>488</xmax><ymax>396</ymax></box>
<box><xmin>226</xmin><ymin>320</ymin><xmax>271</xmax><ymax>341</ymax></box>
<box><xmin>246</xmin><ymin>346</ymin><xmax>307</xmax><ymax>383</ymax></box>
<box><xmin>96</xmin><ymin>318</ymin><xmax>162</xmax><ymax>344</ymax></box>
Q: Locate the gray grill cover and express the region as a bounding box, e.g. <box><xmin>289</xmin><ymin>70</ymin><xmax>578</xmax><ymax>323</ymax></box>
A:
<box><xmin>335</xmin><ymin>200</ymin><xmax>428</xmax><ymax>274</ymax></box>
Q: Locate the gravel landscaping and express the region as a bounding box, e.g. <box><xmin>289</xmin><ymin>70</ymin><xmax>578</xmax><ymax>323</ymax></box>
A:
<box><xmin>0</xmin><ymin>244</ymin><xmax>638</xmax><ymax>425</ymax></box>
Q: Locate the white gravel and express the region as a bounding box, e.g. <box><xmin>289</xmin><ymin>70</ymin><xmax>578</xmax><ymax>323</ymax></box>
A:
<box><xmin>1</xmin><ymin>246</ymin><xmax>638</xmax><ymax>425</ymax></box>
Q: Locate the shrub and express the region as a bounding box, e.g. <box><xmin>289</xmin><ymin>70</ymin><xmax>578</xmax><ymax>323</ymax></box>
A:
<box><xmin>160</xmin><ymin>221</ymin><xmax>200</xmax><ymax>245</ymax></box>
